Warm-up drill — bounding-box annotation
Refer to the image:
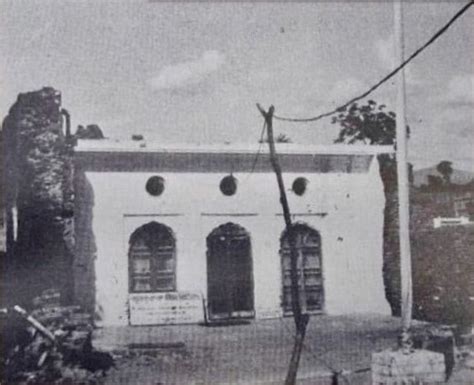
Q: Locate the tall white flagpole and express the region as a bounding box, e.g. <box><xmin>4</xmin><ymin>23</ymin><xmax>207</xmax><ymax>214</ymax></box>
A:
<box><xmin>394</xmin><ymin>0</ymin><xmax>413</xmax><ymax>348</ymax></box>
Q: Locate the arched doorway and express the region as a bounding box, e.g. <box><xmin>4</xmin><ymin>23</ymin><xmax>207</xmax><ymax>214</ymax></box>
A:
<box><xmin>206</xmin><ymin>223</ymin><xmax>254</xmax><ymax>320</ymax></box>
<box><xmin>129</xmin><ymin>222</ymin><xmax>176</xmax><ymax>293</ymax></box>
<box><xmin>280</xmin><ymin>223</ymin><xmax>323</xmax><ymax>313</ymax></box>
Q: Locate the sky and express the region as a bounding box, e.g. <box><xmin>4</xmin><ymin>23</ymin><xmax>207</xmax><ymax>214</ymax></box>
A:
<box><xmin>1</xmin><ymin>1</ymin><xmax>473</xmax><ymax>171</ymax></box>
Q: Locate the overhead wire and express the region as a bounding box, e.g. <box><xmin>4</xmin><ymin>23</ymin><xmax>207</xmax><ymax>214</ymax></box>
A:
<box><xmin>273</xmin><ymin>1</ymin><xmax>474</xmax><ymax>124</ymax></box>
<box><xmin>241</xmin><ymin>121</ymin><xmax>267</xmax><ymax>183</ymax></box>
<box><xmin>248</xmin><ymin>3</ymin><xmax>473</xmax><ymax>383</ymax></box>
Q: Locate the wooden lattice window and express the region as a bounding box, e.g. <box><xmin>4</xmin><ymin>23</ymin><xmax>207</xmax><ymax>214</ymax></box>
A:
<box><xmin>281</xmin><ymin>224</ymin><xmax>323</xmax><ymax>313</ymax></box>
<box><xmin>129</xmin><ymin>222</ymin><xmax>176</xmax><ymax>293</ymax></box>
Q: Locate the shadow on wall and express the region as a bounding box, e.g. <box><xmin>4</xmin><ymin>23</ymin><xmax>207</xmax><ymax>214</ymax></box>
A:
<box><xmin>73</xmin><ymin>169</ymin><xmax>98</xmax><ymax>320</ymax></box>
<box><xmin>1</xmin><ymin>229</ymin><xmax>75</xmax><ymax>309</ymax></box>
<box><xmin>383</xmin><ymin>192</ymin><xmax>401</xmax><ymax>317</ymax></box>
<box><xmin>1</xmin><ymin>185</ymin><xmax>75</xmax><ymax>307</ymax></box>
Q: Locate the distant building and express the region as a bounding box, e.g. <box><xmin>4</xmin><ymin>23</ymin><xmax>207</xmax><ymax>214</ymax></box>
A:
<box><xmin>454</xmin><ymin>191</ymin><xmax>474</xmax><ymax>218</ymax></box>
<box><xmin>411</xmin><ymin>185</ymin><xmax>474</xmax><ymax>231</ymax></box>
<box><xmin>73</xmin><ymin>140</ymin><xmax>393</xmax><ymax>326</ymax></box>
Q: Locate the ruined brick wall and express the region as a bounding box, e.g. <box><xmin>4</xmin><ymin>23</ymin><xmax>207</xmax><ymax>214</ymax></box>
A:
<box><xmin>2</xmin><ymin>87</ymin><xmax>74</xmax><ymax>304</ymax></box>
<box><xmin>2</xmin><ymin>88</ymin><xmax>76</xmax><ymax>255</ymax></box>
<box><xmin>0</xmin><ymin>131</ymin><xmax>5</xmax><ymax>252</ymax></box>
<box><xmin>384</xmin><ymin>189</ymin><xmax>474</xmax><ymax>325</ymax></box>
<box><xmin>412</xmin><ymin>222</ymin><xmax>474</xmax><ymax>325</ymax></box>
<box><xmin>2</xmin><ymin>88</ymin><xmax>65</xmax><ymax>255</ymax></box>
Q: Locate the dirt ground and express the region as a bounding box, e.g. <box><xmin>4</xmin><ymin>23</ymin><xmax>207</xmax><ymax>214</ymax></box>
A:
<box><xmin>93</xmin><ymin>314</ymin><xmax>465</xmax><ymax>385</ymax></box>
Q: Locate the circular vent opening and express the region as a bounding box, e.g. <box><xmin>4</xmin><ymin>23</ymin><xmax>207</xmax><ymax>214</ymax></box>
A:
<box><xmin>146</xmin><ymin>176</ymin><xmax>165</xmax><ymax>196</ymax></box>
<box><xmin>292</xmin><ymin>177</ymin><xmax>308</xmax><ymax>196</ymax></box>
<box><xmin>220</xmin><ymin>175</ymin><xmax>238</xmax><ymax>196</ymax></box>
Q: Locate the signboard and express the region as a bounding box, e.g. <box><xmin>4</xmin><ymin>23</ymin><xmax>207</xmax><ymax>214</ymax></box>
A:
<box><xmin>129</xmin><ymin>291</ymin><xmax>204</xmax><ymax>325</ymax></box>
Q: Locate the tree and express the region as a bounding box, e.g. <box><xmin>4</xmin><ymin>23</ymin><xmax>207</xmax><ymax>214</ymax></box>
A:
<box><xmin>331</xmin><ymin>100</ymin><xmax>410</xmax><ymax>316</ymax></box>
<box><xmin>333</xmin><ymin>100</ymin><xmax>399</xmax><ymax>145</ymax></box>
<box><xmin>275</xmin><ymin>133</ymin><xmax>292</xmax><ymax>143</ymax></box>
<box><xmin>427</xmin><ymin>174</ymin><xmax>444</xmax><ymax>189</ymax></box>
<box><xmin>436</xmin><ymin>160</ymin><xmax>453</xmax><ymax>185</ymax></box>
<box><xmin>259</xmin><ymin>133</ymin><xmax>292</xmax><ymax>143</ymax></box>
<box><xmin>331</xmin><ymin>100</ymin><xmax>410</xmax><ymax>192</ymax></box>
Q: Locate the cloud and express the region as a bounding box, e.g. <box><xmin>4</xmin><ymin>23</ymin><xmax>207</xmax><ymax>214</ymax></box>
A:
<box><xmin>327</xmin><ymin>78</ymin><xmax>369</xmax><ymax>105</ymax></box>
<box><xmin>150</xmin><ymin>50</ymin><xmax>225</xmax><ymax>90</ymax></box>
<box><xmin>375</xmin><ymin>36</ymin><xmax>395</xmax><ymax>71</ymax></box>
<box><xmin>436</xmin><ymin>74</ymin><xmax>473</xmax><ymax>123</ymax></box>
<box><xmin>444</xmin><ymin>74</ymin><xmax>474</xmax><ymax>106</ymax></box>
<box><xmin>458</xmin><ymin>125</ymin><xmax>473</xmax><ymax>139</ymax></box>
<box><xmin>375</xmin><ymin>35</ymin><xmax>421</xmax><ymax>86</ymax></box>
<box><xmin>321</xmin><ymin>78</ymin><xmax>369</xmax><ymax>109</ymax></box>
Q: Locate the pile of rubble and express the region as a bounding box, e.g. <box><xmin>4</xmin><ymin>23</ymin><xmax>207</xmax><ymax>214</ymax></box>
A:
<box><xmin>1</xmin><ymin>289</ymin><xmax>114</xmax><ymax>385</ymax></box>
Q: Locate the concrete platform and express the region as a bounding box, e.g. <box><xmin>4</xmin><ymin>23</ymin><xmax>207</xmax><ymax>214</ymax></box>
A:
<box><xmin>372</xmin><ymin>348</ymin><xmax>446</xmax><ymax>384</ymax></box>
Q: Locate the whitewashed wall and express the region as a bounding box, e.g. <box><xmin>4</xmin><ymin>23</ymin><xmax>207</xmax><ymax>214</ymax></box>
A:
<box><xmin>76</xmin><ymin>157</ymin><xmax>390</xmax><ymax>326</ymax></box>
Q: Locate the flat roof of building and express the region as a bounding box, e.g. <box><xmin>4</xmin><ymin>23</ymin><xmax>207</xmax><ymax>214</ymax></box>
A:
<box><xmin>75</xmin><ymin>139</ymin><xmax>394</xmax><ymax>155</ymax></box>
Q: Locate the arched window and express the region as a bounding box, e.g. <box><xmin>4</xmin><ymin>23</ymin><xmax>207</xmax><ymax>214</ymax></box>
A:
<box><xmin>280</xmin><ymin>224</ymin><xmax>323</xmax><ymax>313</ymax></box>
<box><xmin>129</xmin><ymin>222</ymin><xmax>176</xmax><ymax>293</ymax></box>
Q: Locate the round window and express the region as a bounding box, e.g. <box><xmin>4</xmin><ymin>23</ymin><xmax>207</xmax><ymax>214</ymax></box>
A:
<box><xmin>146</xmin><ymin>176</ymin><xmax>165</xmax><ymax>196</ymax></box>
<box><xmin>220</xmin><ymin>175</ymin><xmax>238</xmax><ymax>196</ymax></box>
<box><xmin>292</xmin><ymin>177</ymin><xmax>308</xmax><ymax>196</ymax></box>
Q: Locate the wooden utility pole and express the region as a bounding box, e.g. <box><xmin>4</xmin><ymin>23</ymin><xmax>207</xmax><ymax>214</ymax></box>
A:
<box><xmin>394</xmin><ymin>1</ymin><xmax>413</xmax><ymax>349</ymax></box>
<box><xmin>257</xmin><ymin>104</ymin><xmax>309</xmax><ymax>385</ymax></box>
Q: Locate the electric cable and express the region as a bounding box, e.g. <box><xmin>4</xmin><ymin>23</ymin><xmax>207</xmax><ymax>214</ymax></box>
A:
<box><xmin>273</xmin><ymin>1</ymin><xmax>473</xmax><ymax>124</ymax></box>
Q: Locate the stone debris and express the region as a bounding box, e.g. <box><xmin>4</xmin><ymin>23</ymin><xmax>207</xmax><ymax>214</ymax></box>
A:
<box><xmin>1</xmin><ymin>289</ymin><xmax>114</xmax><ymax>385</ymax></box>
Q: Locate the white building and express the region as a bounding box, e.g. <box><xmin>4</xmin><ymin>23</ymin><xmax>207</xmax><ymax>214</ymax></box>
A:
<box><xmin>73</xmin><ymin>140</ymin><xmax>392</xmax><ymax>326</ymax></box>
